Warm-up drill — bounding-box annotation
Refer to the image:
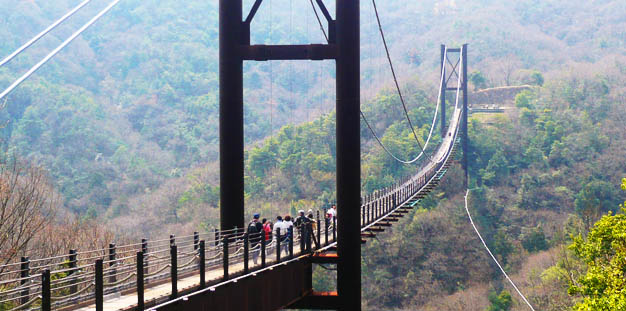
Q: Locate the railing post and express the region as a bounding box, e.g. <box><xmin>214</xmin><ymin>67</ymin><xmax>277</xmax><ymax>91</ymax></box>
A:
<box><xmin>299</xmin><ymin>224</ymin><xmax>305</xmax><ymax>253</ymax></box>
<box><xmin>20</xmin><ymin>256</ymin><xmax>29</xmax><ymax>306</ymax></box>
<box><xmin>243</xmin><ymin>233</ymin><xmax>249</xmax><ymax>273</ymax></box>
<box><xmin>68</xmin><ymin>250</ymin><xmax>77</xmax><ymax>294</ymax></box>
<box><xmin>194</xmin><ymin>231</ymin><xmax>200</xmax><ymax>250</ymax></box>
<box><xmin>361</xmin><ymin>204</ymin><xmax>367</xmax><ymax>226</ymax></box>
<box><xmin>42</xmin><ymin>269</ymin><xmax>51</xmax><ymax>311</ymax></box>
<box><xmin>317</xmin><ymin>211</ymin><xmax>321</xmax><ymax>250</ymax></box>
<box><xmin>199</xmin><ymin>240</ymin><xmax>206</xmax><ymax>288</ymax></box>
<box><xmin>374</xmin><ymin>200</ymin><xmax>378</xmax><ymax>220</ymax></box>
<box><xmin>136</xmin><ymin>251</ymin><xmax>144</xmax><ymax>311</ymax></box>
<box><xmin>141</xmin><ymin>239</ymin><xmax>148</xmax><ymax>281</ymax></box>
<box><xmin>306</xmin><ymin>223</ymin><xmax>312</xmax><ymax>252</ymax></box>
<box><xmin>170</xmin><ymin>244</ymin><xmax>178</xmax><ymax>299</ymax></box>
<box><xmin>95</xmin><ymin>259</ymin><xmax>103</xmax><ymax>311</ymax></box>
<box><xmin>332</xmin><ymin>216</ymin><xmax>337</xmax><ymax>241</ymax></box>
<box><xmin>382</xmin><ymin>195</ymin><xmax>386</xmax><ymax>213</ymax></box>
<box><xmin>325</xmin><ymin>215</ymin><xmax>329</xmax><ymax>246</ymax></box>
<box><xmin>108</xmin><ymin>243</ymin><xmax>116</xmax><ymax>284</ymax></box>
<box><xmin>261</xmin><ymin>233</ymin><xmax>266</xmax><ymax>268</ymax></box>
<box><xmin>170</xmin><ymin>234</ymin><xmax>176</xmax><ymax>247</ymax></box>
<box><xmin>276</xmin><ymin>228</ymin><xmax>281</xmax><ymax>262</ymax></box>
<box><xmin>223</xmin><ymin>236</ymin><xmax>229</xmax><ymax>280</ymax></box>
<box><xmin>214</xmin><ymin>228</ymin><xmax>220</xmax><ymax>247</ymax></box>
<box><xmin>288</xmin><ymin>227</ymin><xmax>294</xmax><ymax>259</ymax></box>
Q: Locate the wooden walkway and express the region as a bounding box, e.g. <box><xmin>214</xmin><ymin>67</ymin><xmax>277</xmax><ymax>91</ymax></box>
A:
<box><xmin>76</xmin><ymin>249</ymin><xmax>287</xmax><ymax>310</ymax></box>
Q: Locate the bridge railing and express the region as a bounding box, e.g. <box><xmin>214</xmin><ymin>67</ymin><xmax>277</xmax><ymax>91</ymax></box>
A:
<box><xmin>0</xmin><ymin>214</ymin><xmax>338</xmax><ymax>311</ymax></box>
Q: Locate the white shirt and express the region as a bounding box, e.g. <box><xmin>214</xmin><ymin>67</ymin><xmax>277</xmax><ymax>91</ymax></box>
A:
<box><xmin>274</xmin><ymin>220</ymin><xmax>288</xmax><ymax>237</ymax></box>
<box><xmin>327</xmin><ymin>208</ymin><xmax>337</xmax><ymax>218</ymax></box>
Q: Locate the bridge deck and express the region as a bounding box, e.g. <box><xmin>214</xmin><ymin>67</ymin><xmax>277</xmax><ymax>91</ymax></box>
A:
<box><xmin>76</xmin><ymin>252</ymin><xmax>287</xmax><ymax>311</ymax></box>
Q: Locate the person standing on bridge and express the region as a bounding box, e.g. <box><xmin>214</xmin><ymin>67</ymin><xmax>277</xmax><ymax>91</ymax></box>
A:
<box><xmin>247</xmin><ymin>213</ymin><xmax>263</xmax><ymax>264</ymax></box>
<box><xmin>295</xmin><ymin>210</ymin><xmax>311</xmax><ymax>249</ymax></box>
<box><xmin>284</xmin><ymin>215</ymin><xmax>294</xmax><ymax>255</ymax></box>
<box><xmin>263</xmin><ymin>219</ymin><xmax>273</xmax><ymax>242</ymax></box>
<box><xmin>327</xmin><ymin>204</ymin><xmax>337</xmax><ymax>219</ymax></box>
<box><xmin>274</xmin><ymin>216</ymin><xmax>289</xmax><ymax>256</ymax></box>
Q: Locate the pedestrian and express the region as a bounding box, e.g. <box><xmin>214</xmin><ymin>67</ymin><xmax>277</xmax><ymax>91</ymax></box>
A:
<box><xmin>283</xmin><ymin>215</ymin><xmax>294</xmax><ymax>228</ymax></box>
<box><xmin>263</xmin><ymin>220</ymin><xmax>273</xmax><ymax>242</ymax></box>
<box><xmin>307</xmin><ymin>209</ymin><xmax>317</xmax><ymax>231</ymax></box>
<box><xmin>295</xmin><ymin>210</ymin><xmax>310</xmax><ymax>228</ymax></box>
<box><xmin>247</xmin><ymin>213</ymin><xmax>263</xmax><ymax>264</ymax></box>
<box><xmin>295</xmin><ymin>210</ymin><xmax>311</xmax><ymax>249</ymax></box>
<box><xmin>283</xmin><ymin>215</ymin><xmax>294</xmax><ymax>255</ymax></box>
<box><xmin>274</xmin><ymin>216</ymin><xmax>289</xmax><ymax>256</ymax></box>
<box><xmin>327</xmin><ymin>204</ymin><xmax>337</xmax><ymax>219</ymax></box>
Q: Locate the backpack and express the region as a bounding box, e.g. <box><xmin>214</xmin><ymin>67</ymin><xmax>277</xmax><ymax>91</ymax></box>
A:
<box><xmin>248</xmin><ymin>221</ymin><xmax>260</xmax><ymax>234</ymax></box>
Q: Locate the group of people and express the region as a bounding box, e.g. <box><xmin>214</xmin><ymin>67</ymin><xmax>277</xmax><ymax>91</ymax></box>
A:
<box><xmin>246</xmin><ymin>205</ymin><xmax>337</xmax><ymax>264</ymax></box>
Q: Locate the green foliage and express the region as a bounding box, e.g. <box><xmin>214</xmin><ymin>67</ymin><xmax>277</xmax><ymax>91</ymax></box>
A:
<box><xmin>565</xmin><ymin>179</ymin><xmax>626</xmax><ymax>310</ymax></box>
<box><xmin>469</xmin><ymin>70</ymin><xmax>488</xmax><ymax>91</ymax></box>
<box><xmin>521</xmin><ymin>226</ymin><xmax>549</xmax><ymax>252</ymax></box>
<box><xmin>521</xmin><ymin>70</ymin><xmax>545</xmax><ymax>86</ymax></box>
<box><xmin>569</xmin><ymin>209</ymin><xmax>626</xmax><ymax>310</ymax></box>
<box><xmin>487</xmin><ymin>290</ymin><xmax>513</xmax><ymax>311</ymax></box>
<box><xmin>514</xmin><ymin>90</ymin><xmax>534</xmax><ymax>109</ymax></box>
<box><xmin>492</xmin><ymin>230</ymin><xmax>515</xmax><ymax>265</ymax></box>
<box><xmin>575</xmin><ymin>180</ymin><xmax>621</xmax><ymax>229</ymax></box>
<box><xmin>480</xmin><ymin>150</ymin><xmax>510</xmax><ymax>186</ymax></box>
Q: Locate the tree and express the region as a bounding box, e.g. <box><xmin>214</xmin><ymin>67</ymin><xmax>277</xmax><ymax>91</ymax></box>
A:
<box><xmin>568</xmin><ymin>178</ymin><xmax>626</xmax><ymax>310</ymax></box>
<box><xmin>0</xmin><ymin>158</ymin><xmax>58</xmax><ymax>273</ymax></box>
<box><xmin>521</xmin><ymin>226</ymin><xmax>549</xmax><ymax>252</ymax></box>
<box><xmin>574</xmin><ymin>180</ymin><xmax>620</xmax><ymax>231</ymax></box>
<box><xmin>469</xmin><ymin>71</ymin><xmax>488</xmax><ymax>91</ymax></box>
<box><xmin>529</xmin><ymin>71</ymin><xmax>544</xmax><ymax>86</ymax></box>
<box><xmin>487</xmin><ymin>290</ymin><xmax>513</xmax><ymax>311</ymax></box>
<box><xmin>514</xmin><ymin>91</ymin><xmax>534</xmax><ymax>109</ymax></box>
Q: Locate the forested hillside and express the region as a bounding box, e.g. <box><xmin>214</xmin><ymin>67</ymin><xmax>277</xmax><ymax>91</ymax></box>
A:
<box><xmin>0</xmin><ymin>0</ymin><xmax>624</xmax><ymax>221</ymax></box>
<box><xmin>0</xmin><ymin>0</ymin><xmax>625</xmax><ymax>309</ymax></box>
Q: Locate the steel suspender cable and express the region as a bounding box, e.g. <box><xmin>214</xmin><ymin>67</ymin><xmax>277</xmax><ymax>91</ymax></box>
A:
<box><xmin>0</xmin><ymin>0</ymin><xmax>122</xmax><ymax>101</ymax></box>
<box><xmin>464</xmin><ymin>189</ymin><xmax>536</xmax><ymax>311</ymax></box>
<box><xmin>0</xmin><ymin>0</ymin><xmax>93</xmax><ymax>68</ymax></box>
<box><xmin>371</xmin><ymin>0</ymin><xmax>425</xmax><ymax>153</ymax></box>
<box><xmin>309</xmin><ymin>0</ymin><xmax>328</xmax><ymax>42</ymax></box>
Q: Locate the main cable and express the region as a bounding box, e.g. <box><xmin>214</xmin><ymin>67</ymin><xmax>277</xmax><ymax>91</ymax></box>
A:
<box><xmin>464</xmin><ymin>189</ymin><xmax>536</xmax><ymax>311</ymax></box>
<box><xmin>0</xmin><ymin>0</ymin><xmax>122</xmax><ymax>101</ymax></box>
<box><xmin>308</xmin><ymin>0</ymin><xmax>441</xmax><ymax>164</ymax></box>
<box><xmin>360</xmin><ymin>47</ymin><xmax>451</xmax><ymax>164</ymax></box>
<box><xmin>371</xmin><ymin>0</ymin><xmax>425</xmax><ymax>153</ymax></box>
<box><xmin>0</xmin><ymin>0</ymin><xmax>93</xmax><ymax>68</ymax></box>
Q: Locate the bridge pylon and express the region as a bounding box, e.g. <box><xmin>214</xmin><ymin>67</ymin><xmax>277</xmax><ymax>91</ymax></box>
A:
<box><xmin>219</xmin><ymin>0</ymin><xmax>361</xmax><ymax>309</ymax></box>
<box><xmin>440</xmin><ymin>44</ymin><xmax>469</xmax><ymax>186</ymax></box>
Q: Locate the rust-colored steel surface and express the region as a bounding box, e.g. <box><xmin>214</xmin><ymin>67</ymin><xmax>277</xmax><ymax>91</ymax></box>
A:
<box><xmin>154</xmin><ymin>260</ymin><xmax>312</xmax><ymax>311</ymax></box>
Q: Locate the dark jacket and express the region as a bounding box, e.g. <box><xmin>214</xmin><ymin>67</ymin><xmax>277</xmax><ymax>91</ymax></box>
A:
<box><xmin>247</xmin><ymin>220</ymin><xmax>263</xmax><ymax>245</ymax></box>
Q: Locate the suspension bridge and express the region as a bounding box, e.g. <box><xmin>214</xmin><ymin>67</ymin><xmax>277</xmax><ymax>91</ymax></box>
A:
<box><xmin>0</xmin><ymin>0</ymin><xmax>537</xmax><ymax>310</ymax></box>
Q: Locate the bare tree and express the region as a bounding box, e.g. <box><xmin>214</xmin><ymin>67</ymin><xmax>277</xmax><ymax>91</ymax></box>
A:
<box><xmin>0</xmin><ymin>158</ymin><xmax>58</xmax><ymax>273</ymax></box>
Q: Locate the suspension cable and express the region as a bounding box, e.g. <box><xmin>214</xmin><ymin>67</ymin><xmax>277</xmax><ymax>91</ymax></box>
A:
<box><xmin>309</xmin><ymin>0</ymin><xmax>328</xmax><ymax>42</ymax></box>
<box><xmin>360</xmin><ymin>47</ymin><xmax>451</xmax><ymax>164</ymax></box>
<box><xmin>309</xmin><ymin>0</ymin><xmax>441</xmax><ymax>164</ymax></box>
<box><xmin>464</xmin><ymin>189</ymin><xmax>536</xmax><ymax>311</ymax></box>
<box><xmin>0</xmin><ymin>0</ymin><xmax>122</xmax><ymax>101</ymax></box>
<box><xmin>371</xmin><ymin>0</ymin><xmax>425</xmax><ymax>153</ymax></box>
<box><xmin>0</xmin><ymin>0</ymin><xmax>93</xmax><ymax>68</ymax></box>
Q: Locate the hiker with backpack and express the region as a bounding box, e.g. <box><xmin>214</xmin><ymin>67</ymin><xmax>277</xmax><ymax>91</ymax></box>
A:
<box><xmin>247</xmin><ymin>213</ymin><xmax>264</xmax><ymax>264</ymax></box>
